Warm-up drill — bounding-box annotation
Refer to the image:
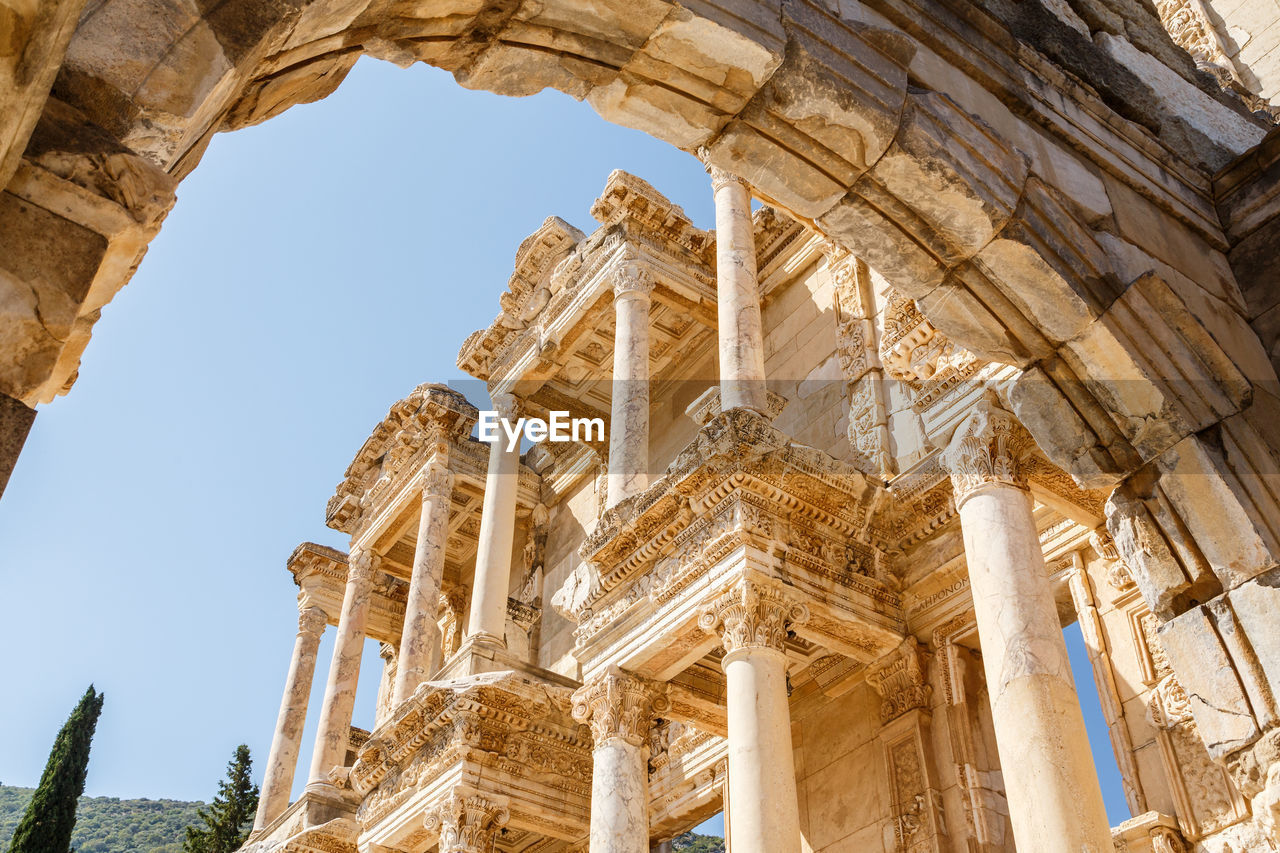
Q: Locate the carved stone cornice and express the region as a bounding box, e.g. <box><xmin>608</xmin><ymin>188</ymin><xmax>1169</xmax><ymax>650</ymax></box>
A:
<box><xmin>865</xmin><ymin>640</ymin><xmax>932</xmax><ymax>724</ymax></box>
<box><xmin>424</xmin><ymin>792</ymin><xmax>510</xmax><ymax>853</ymax></box>
<box><xmin>698</xmin><ymin>579</ymin><xmax>809</xmax><ymax>656</ymax></box>
<box><xmin>571</xmin><ymin>666</ymin><xmax>669</xmax><ymax>748</ymax></box>
<box><xmin>610</xmin><ymin>261</ymin><xmax>655</xmax><ymax>300</ymax></box>
<box><xmin>942</xmin><ymin>392</ymin><xmax>1033</xmax><ymax>506</ymax></box>
<box><xmin>326</xmin><ymin>383</ymin><xmax>478</xmax><ymax>533</ymax></box>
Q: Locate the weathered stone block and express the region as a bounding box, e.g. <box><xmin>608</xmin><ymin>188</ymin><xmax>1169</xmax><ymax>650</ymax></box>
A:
<box><xmin>1158</xmin><ymin>605</ymin><xmax>1260</xmax><ymax>759</ymax></box>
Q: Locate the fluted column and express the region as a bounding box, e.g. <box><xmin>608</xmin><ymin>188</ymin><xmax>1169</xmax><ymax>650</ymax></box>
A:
<box><xmin>572</xmin><ymin>667</ymin><xmax>668</xmax><ymax>853</ymax></box>
<box><xmin>707</xmin><ymin>163</ymin><xmax>767</xmax><ymax>414</ymax></box>
<box><xmin>607</xmin><ymin>263</ymin><xmax>655</xmax><ymax>508</ymax></box>
<box><xmin>467</xmin><ymin>393</ymin><xmax>521</xmax><ymax>647</ymax></box>
<box><xmin>254</xmin><ymin>605</ymin><xmax>327</xmax><ymax>831</ymax></box>
<box><xmin>425</xmin><ymin>791</ymin><xmax>510</xmax><ymax>853</ymax></box>
<box><xmin>393</xmin><ymin>461</ymin><xmax>454</xmax><ymax>706</ymax></box>
<box><xmin>942</xmin><ymin>393</ymin><xmax>1112</xmax><ymax>853</ymax></box>
<box><xmin>699</xmin><ymin>580</ymin><xmax>808</xmax><ymax>853</ymax></box>
<box><xmin>306</xmin><ymin>548</ymin><xmax>377</xmax><ymax>787</ymax></box>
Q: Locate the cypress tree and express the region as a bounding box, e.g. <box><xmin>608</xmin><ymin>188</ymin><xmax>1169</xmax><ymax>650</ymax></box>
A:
<box><xmin>183</xmin><ymin>745</ymin><xmax>259</xmax><ymax>853</ymax></box>
<box><xmin>8</xmin><ymin>684</ymin><xmax>105</xmax><ymax>853</ymax></box>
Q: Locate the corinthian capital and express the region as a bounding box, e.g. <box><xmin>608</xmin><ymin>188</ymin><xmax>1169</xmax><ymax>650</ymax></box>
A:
<box><xmin>421</xmin><ymin>460</ymin><xmax>455</xmax><ymax>499</ymax></box>
<box><xmin>424</xmin><ymin>792</ymin><xmax>510</xmax><ymax>853</ymax></box>
<box><xmin>696</xmin><ymin>147</ymin><xmax>747</xmax><ymax>193</ymax></box>
<box><xmin>571</xmin><ymin>666</ymin><xmax>669</xmax><ymax>747</ymax></box>
<box><xmin>611</xmin><ymin>261</ymin><xmax>655</xmax><ymax>300</ymax></box>
<box><xmin>489</xmin><ymin>392</ymin><xmax>520</xmax><ymax>422</ymax></box>
<box><xmin>297</xmin><ymin>605</ymin><xmax>328</xmax><ymax>638</ymax></box>
<box><xmin>942</xmin><ymin>392</ymin><xmax>1033</xmax><ymax>506</ymax></box>
<box><xmin>347</xmin><ymin>548</ymin><xmax>381</xmax><ymax>584</ymax></box>
<box><xmin>698</xmin><ymin>579</ymin><xmax>809</xmax><ymax>655</ymax></box>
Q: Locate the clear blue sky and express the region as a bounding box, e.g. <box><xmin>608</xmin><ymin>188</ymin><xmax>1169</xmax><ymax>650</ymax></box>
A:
<box><xmin>0</xmin><ymin>57</ymin><xmax>1127</xmax><ymax>833</ymax></box>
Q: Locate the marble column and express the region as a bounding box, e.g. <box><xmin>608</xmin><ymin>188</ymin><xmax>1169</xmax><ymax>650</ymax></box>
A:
<box><xmin>393</xmin><ymin>460</ymin><xmax>454</xmax><ymax>706</ymax></box>
<box><xmin>708</xmin><ymin>163</ymin><xmax>767</xmax><ymax>414</ymax></box>
<box><xmin>651</xmin><ymin>842</ymin><xmax>673</xmax><ymax>853</ymax></box>
<box><xmin>306</xmin><ymin>548</ymin><xmax>377</xmax><ymax>788</ymax></box>
<box><xmin>699</xmin><ymin>579</ymin><xmax>808</xmax><ymax>853</ymax></box>
<box><xmin>253</xmin><ymin>605</ymin><xmax>327</xmax><ymax>832</ymax></box>
<box><xmin>942</xmin><ymin>393</ymin><xmax>1113</xmax><ymax>853</ymax></box>
<box><xmin>607</xmin><ymin>262</ymin><xmax>655</xmax><ymax>508</ymax></box>
<box><xmin>466</xmin><ymin>393</ymin><xmax>520</xmax><ymax>647</ymax></box>
<box><xmin>425</xmin><ymin>791</ymin><xmax>510</xmax><ymax>853</ymax></box>
<box><xmin>572</xmin><ymin>667</ymin><xmax>667</xmax><ymax>853</ymax></box>
<box><xmin>373</xmin><ymin>642</ymin><xmax>397</xmax><ymax>728</ymax></box>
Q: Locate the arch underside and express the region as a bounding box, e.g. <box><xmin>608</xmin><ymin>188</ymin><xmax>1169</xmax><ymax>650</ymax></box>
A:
<box><xmin>2</xmin><ymin>0</ymin><xmax>1280</xmax><ymax>831</ymax></box>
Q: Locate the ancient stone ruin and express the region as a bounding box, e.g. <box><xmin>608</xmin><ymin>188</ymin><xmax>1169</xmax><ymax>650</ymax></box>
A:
<box><xmin>4</xmin><ymin>1</ymin><xmax>1280</xmax><ymax>852</ymax></box>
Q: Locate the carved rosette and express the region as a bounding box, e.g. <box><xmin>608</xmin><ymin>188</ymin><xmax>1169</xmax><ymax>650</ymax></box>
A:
<box><xmin>424</xmin><ymin>792</ymin><xmax>510</xmax><ymax>853</ymax></box>
<box><xmin>698</xmin><ymin>580</ymin><xmax>809</xmax><ymax>656</ymax></box>
<box><xmin>866</xmin><ymin>640</ymin><xmax>933</xmax><ymax>724</ymax></box>
<box><xmin>298</xmin><ymin>605</ymin><xmax>327</xmax><ymax>639</ymax></box>
<box><xmin>942</xmin><ymin>393</ymin><xmax>1033</xmax><ymax>506</ymax></box>
<box><xmin>571</xmin><ymin>666</ymin><xmax>669</xmax><ymax>748</ymax></box>
<box><xmin>347</xmin><ymin>548</ymin><xmax>380</xmax><ymax>585</ymax></box>
<box><xmin>611</xmin><ymin>261</ymin><xmax>655</xmax><ymax>300</ymax></box>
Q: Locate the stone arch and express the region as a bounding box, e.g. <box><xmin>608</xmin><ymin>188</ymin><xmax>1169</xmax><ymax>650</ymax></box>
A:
<box><xmin>6</xmin><ymin>0</ymin><xmax>1280</xmax><ymax>818</ymax></box>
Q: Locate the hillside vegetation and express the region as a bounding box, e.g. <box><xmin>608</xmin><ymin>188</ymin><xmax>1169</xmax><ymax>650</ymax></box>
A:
<box><xmin>0</xmin><ymin>785</ymin><xmax>204</xmax><ymax>853</ymax></box>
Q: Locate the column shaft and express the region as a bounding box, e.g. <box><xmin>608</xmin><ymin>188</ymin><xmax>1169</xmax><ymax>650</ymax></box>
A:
<box><xmin>700</xmin><ymin>581</ymin><xmax>806</xmax><ymax>853</ymax></box>
<box><xmin>306</xmin><ymin>550</ymin><xmax>375</xmax><ymax>786</ymax></box>
<box><xmin>944</xmin><ymin>394</ymin><xmax>1112</xmax><ymax>852</ymax></box>
<box><xmin>723</xmin><ymin>647</ymin><xmax>801</xmax><ymax>853</ymax></box>
<box><xmin>711</xmin><ymin>170</ymin><xmax>767</xmax><ymax>414</ymax></box>
<box><xmin>573</xmin><ymin>668</ymin><xmax>665</xmax><ymax>853</ymax></box>
<box><xmin>467</xmin><ymin>395</ymin><xmax>520</xmax><ymax>645</ymax></box>
<box><xmin>958</xmin><ymin>484</ymin><xmax>1113</xmax><ymax>851</ymax></box>
<box><xmin>393</xmin><ymin>464</ymin><xmax>453</xmax><ymax>706</ymax></box>
<box><xmin>590</xmin><ymin>740</ymin><xmax>649</xmax><ymax>853</ymax></box>
<box><xmin>254</xmin><ymin>606</ymin><xmax>326</xmax><ymax>831</ymax></box>
<box><xmin>607</xmin><ymin>265</ymin><xmax>654</xmax><ymax>508</ymax></box>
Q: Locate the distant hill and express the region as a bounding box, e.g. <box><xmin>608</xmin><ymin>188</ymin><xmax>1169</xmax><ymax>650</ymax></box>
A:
<box><xmin>0</xmin><ymin>785</ymin><xmax>204</xmax><ymax>853</ymax></box>
<box><xmin>0</xmin><ymin>784</ymin><xmax>724</xmax><ymax>852</ymax></box>
<box><xmin>672</xmin><ymin>831</ymin><xmax>727</xmax><ymax>852</ymax></box>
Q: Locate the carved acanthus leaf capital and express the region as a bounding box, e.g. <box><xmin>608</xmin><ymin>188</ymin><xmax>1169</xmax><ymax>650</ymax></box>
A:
<box><xmin>298</xmin><ymin>605</ymin><xmax>328</xmax><ymax>638</ymax></box>
<box><xmin>348</xmin><ymin>548</ymin><xmax>381</xmax><ymax>584</ymax></box>
<box><xmin>696</xmin><ymin>147</ymin><xmax>747</xmax><ymax>193</ymax></box>
<box><xmin>865</xmin><ymin>640</ymin><xmax>932</xmax><ymax>723</ymax></box>
<box><xmin>424</xmin><ymin>792</ymin><xmax>510</xmax><ymax>853</ymax></box>
<box><xmin>611</xmin><ymin>261</ymin><xmax>655</xmax><ymax>300</ymax></box>
<box><xmin>942</xmin><ymin>392</ymin><xmax>1033</xmax><ymax>505</ymax></box>
<box><xmin>421</xmin><ymin>460</ymin><xmax>455</xmax><ymax>499</ymax></box>
<box><xmin>489</xmin><ymin>392</ymin><xmax>520</xmax><ymax>422</ymax></box>
<box><xmin>571</xmin><ymin>666</ymin><xmax>669</xmax><ymax>747</ymax></box>
<box><xmin>698</xmin><ymin>580</ymin><xmax>809</xmax><ymax>655</ymax></box>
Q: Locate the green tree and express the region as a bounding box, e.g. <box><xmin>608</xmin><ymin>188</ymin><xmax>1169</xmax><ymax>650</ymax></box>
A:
<box><xmin>8</xmin><ymin>684</ymin><xmax>105</xmax><ymax>853</ymax></box>
<box><xmin>182</xmin><ymin>746</ymin><xmax>258</xmax><ymax>853</ymax></box>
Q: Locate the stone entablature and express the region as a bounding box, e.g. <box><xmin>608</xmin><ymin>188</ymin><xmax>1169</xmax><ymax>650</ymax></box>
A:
<box><xmin>456</xmin><ymin>171</ymin><xmax>719</xmax><ymax>428</ymax></box>
<box><xmin>351</xmin><ymin>672</ymin><xmax>591</xmax><ymax>850</ymax></box>
<box><xmin>289</xmin><ymin>542</ymin><xmax>406</xmax><ymax>646</ymax></box>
